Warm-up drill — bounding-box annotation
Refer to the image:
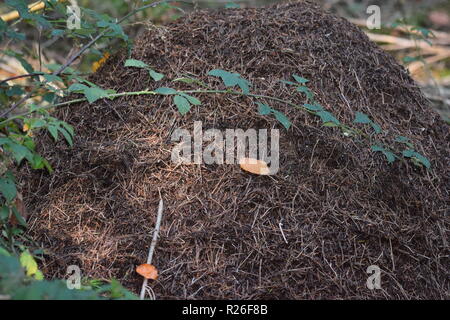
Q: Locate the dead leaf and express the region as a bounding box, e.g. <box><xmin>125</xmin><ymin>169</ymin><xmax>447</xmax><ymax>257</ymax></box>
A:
<box><xmin>10</xmin><ymin>191</ymin><xmax>28</xmax><ymax>226</ymax></box>
<box><xmin>136</xmin><ymin>263</ymin><xmax>158</xmax><ymax>280</ymax></box>
<box><xmin>92</xmin><ymin>52</ymin><xmax>110</xmax><ymax>72</ymax></box>
<box><xmin>239</xmin><ymin>158</ymin><xmax>270</xmax><ymax>175</ymax></box>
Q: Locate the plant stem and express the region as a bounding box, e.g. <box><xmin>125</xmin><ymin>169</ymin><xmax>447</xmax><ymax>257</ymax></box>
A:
<box><xmin>0</xmin><ymin>88</ymin><xmax>367</xmax><ymax>139</ymax></box>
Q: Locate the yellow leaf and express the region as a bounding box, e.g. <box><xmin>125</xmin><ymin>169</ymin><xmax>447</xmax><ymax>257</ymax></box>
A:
<box><xmin>92</xmin><ymin>62</ymin><xmax>100</xmax><ymax>73</ymax></box>
<box><xmin>136</xmin><ymin>263</ymin><xmax>158</xmax><ymax>280</ymax></box>
<box><xmin>239</xmin><ymin>158</ymin><xmax>270</xmax><ymax>175</ymax></box>
<box><xmin>92</xmin><ymin>52</ymin><xmax>110</xmax><ymax>72</ymax></box>
<box><xmin>20</xmin><ymin>251</ymin><xmax>39</xmax><ymax>277</ymax></box>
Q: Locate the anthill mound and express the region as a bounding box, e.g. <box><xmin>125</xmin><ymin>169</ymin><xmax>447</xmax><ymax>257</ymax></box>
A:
<box><xmin>22</xmin><ymin>1</ymin><xmax>449</xmax><ymax>299</ymax></box>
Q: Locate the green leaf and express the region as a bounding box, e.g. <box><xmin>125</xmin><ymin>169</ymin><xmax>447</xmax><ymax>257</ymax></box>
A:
<box><xmin>395</xmin><ymin>136</ymin><xmax>409</xmax><ymax>143</ymax></box>
<box><xmin>0</xmin><ymin>173</ymin><xmax>17</xmax><ymax>202</ymax></box>
<box><xmin>0</xmin><ymin>206</ymin><xmax>9</xmax><ymax>221</ymax></box>
<box><xmin>413</xmin><ymin>153</ymin><xmax>431</xmax><ymax>169</ymax></box>
<box><xmin>42</xmin><ymin>74</ymin><xmax>62</xmax><ymax>83</ymax></box>
<box><xmin>6</xmin><ymin>141</ymin><xmax>31</xmax><ymax>164</ymax></box>
<box><xmin>68</xmin><ymin>83</ymin><xmax>89</xmax><ymax>92</ymax></box>
<box><xmin>29</xmin><ymin>154</ymin><xmax>44</xmax><ymax>170</ymax></box>
<box><xmin>0</xmin><ymin>254</ymin><xmax>24</xmax><ymax>288</ymax></box>
<box><xmin>124</xmin><ymin>59</ymin><xmax>148</xmax><ymax>68</ymax></box>
<box><xmin>22</xmin><ymin>136</ymin><xmax>35</xmax><ymax>151</ymax></box>
<box><xmin>148</xmin><ymin>69</ymin><xmax>164</xmax><ymax>81</ymax></box>
<box><xmin>6</xmin><ymin>85</ymin><xmax>24</xmax><ymax>97</ymax></box>
<box><xmin>60</xmin><ymin>122</ymin><xmax>75</xmax><ymax>137</ymax></box>
<box><xmin>296</xmin><ymin>86</ymin><xmax>314</xmax><ymax>100</ymax></box>
<box><xmin>316</xmin><ymin>111</ymin><xmax>340</xmax><ymax>125</ymax></box>
<box><xmin>370</xmin><ymin>122</ymin><xmax>382</xmax><ymax>134</ymax></box>
<box><xmin>173</xmin><ymin>95</ymin><xmax>191</xmax><ymax>115</ymax></box>
<box><xmin>155</xmin><ymin>87</ymin><xmax>177</xmax><ymax>95</ymax></box>
<box><xmin>402</xmin><ymin>149</ymin><xmax>430</xmax><ymax>168</ymax></box>
<box><xmin>402</xmin><ymin>149</ymin><xmax>415</xmax><ymax>158</ymax></box>
<box><xmin>273</xmin><ymin>110</ymin><xmax>291</xmax><ymax>130</ymax></box>
<box><xmin>280</xmin><ymin>80</ymin><xmax>296</xmax><ymax>86</ymax></box>
<box><xmin>208</xmin><ymin>69</ymin><xmax>251</xmax><ymax>94</ymax></box>
<box><xmin>371</xmin><ymin>145</ymin><xmax>396</xmax><ymax>164</ymax></box>
<box><xmin>411</xmin><ymin>26</ymin><xmax>433</xmax><ymax>39</ymax></box>
<box><xmin>354</xmin><ymin>112</ymin><xmax>381</xmax><ymax>134</ymax></box>
<box><xmin>28</xmin><ymin>119</ymin><xmax>46</xmax><ymax>129</ymax></box>
<box><xmin>51</xmin><ymin>29</ymin><xmax>65</xmax><ymax>37</ymax></box>
<box><xmin>6</xmin><ymin>0</ymin><xmax>29</xmax><ymax>17</ymax></box>
<box><xmin>225</xmin><ymin>2</ymin><xmax>240</xmax><ymax>8</ymax></box>
<box><xmin>402</xmin><ymin>56</ymin><xmax>420</xmax><ymax>64</ymax></box>
<box><xmin>47</xmin><ymin>125</ymin><xmax>59</xmax><ymax>141</ymax></box>
<box><xmin>353</xmin><ymin>112</ymin><xmax>371</xmax><ymax>124</ymax></box>
<box><xmin>97</xmin><ymin>20</ymin><xmax>127</xmax><ymax>40</ymax></box>
<box><xmin>42</xmin><ymin>158</ymin><xmax>53</xmax><ymax>173</ymax></box>
<box><xmin>394</xmin><ymin>136</ymin><xmax>414</xmax><ymax>148</ymax></box>
<box><xmin>84</xmin><ymin>87</ymin><xmax>110</xmax><ymax>103</ymax></box>
<box><xmin>257</xmin><ymin>102</ymin><xmax>272</xmax><ymax>115</ymax></box>
<box><xmin>59</xmin><ymin>127</ymin><xmax>73</xmax><ymax>146</ymax></box>
<box><xmin>179</xmin><ymin>93</ymin><xmax>201</xmax><ymax>105</ymax></box>
<box><xmin>292</xmin><ymin>74</ymin><xmax>309</xmax><ymax>84</ymax></box>
<box><xmin>0</xmin><ymin>245</ymin><xmax>11</xmax><ymax>256</ymax></box>
<box><xmin>6</xmin><ymin>30</ymin><xmax>26</xmax><ymax>40</ymax></box>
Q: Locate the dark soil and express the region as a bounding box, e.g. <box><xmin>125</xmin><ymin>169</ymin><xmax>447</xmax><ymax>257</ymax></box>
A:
<box><xmin>21</xmin><ymin>1</ymin><xmax>449</xmax><ymax>299</ymax></box>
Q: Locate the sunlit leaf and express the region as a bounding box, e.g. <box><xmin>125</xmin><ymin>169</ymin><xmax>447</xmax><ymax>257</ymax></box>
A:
<box><xmin>19</xmin><ymin>251</ymin><xmax>38</xmax><ymax>277</ymax></box>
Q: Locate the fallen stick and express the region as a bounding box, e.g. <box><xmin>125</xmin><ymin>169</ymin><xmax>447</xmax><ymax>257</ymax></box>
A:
<box><xmin>409</xmin><ymin>51</ymin><xmax>450</xmax><ymax>74</ymax></box>
<box><xmin>348</xmin><ymin>18</ymin><xmax>450</xmax><ymax>46</ymax></box>
<box><xmin>139</xmin><ymin>197</ymin><xmax>164</xmax><ymax>300</ymax></box>
<box><xmin>366</xmin><ymin>33</ymin><xmax>450</xmax><ymax>55</ymax></box>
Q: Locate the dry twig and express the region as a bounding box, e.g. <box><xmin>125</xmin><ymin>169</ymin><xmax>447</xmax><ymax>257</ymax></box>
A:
<box><xmin>139</xmin><ymin>197</ymin><xmax>164</xmax><ymax>300</ymax></box>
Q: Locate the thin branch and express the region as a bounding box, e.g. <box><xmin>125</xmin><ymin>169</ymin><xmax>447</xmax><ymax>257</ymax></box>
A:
<box><xmin>0</xmin><ymin>73</ymin><xmax>42</xmax><ymax>85</ymax></box>
<box><xmin>140</xmin><ymin>196</ymin><xmax>164</xmax><ymax>300</ymax></box>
